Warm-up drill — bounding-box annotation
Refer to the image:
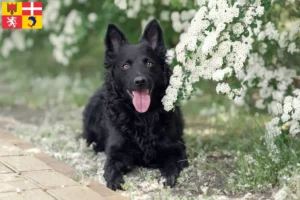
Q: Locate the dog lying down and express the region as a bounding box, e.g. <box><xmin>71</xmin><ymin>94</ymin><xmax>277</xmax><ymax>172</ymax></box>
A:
<box><xmin>82</xmin><ymin>19</ymin><xmax>188</xmax><ymax>190</ymax></box>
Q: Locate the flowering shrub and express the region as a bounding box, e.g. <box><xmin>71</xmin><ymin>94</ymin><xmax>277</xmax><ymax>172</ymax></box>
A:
<box><xmin>0</xmin><ymin>0</ymin><xmax>114</xmax><ymax>66</ymax></box>
<box><xmin>0</xmin><ymin>0</ymin><xmax>299</xmax><ymax>148</ymax></box>
<box><xmin>114</xmin><ymin>0</ymin><xmax>300</xmax><ymax>147</ymax></box>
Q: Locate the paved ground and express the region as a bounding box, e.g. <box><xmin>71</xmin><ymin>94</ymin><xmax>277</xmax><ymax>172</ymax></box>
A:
<box><xmin>0</xmin><ymin>126</ymin><xmax>127</xmax><ymax>200</ymax></box>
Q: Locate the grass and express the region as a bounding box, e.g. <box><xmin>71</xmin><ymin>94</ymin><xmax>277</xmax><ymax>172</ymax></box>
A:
<box><xmin>184</xmin><ymin>96</ymin><xmax>300</xmax><ymax>195</ymax></box>
<box><xmin>1</xmin><ymin>66</ymin><xmax>300</xmax><ymax>199</ymax></box>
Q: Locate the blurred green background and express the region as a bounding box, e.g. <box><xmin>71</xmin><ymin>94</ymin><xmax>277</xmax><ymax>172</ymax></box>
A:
<box><xmin>1</xmin><ymin>0</ymin><xmax>183</xmax><ymax>76</ymax></box>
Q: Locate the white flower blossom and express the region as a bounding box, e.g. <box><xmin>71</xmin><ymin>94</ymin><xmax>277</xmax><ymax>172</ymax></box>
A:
<box><xmin>88</xmin><ymin>13</ymin><xmax>97</xmax><ymax>23</ymax></box>
<box><xmin>114</xmin><ymin>0</ymin><xmax>127</xmax><ymax>10</ymax></box>
<box><xmin>232</xmin><ymin>23</ymin><xmax>244</xmax><ymax>36</ymax></box>
<box><xmin>287</xmin><ymin>42</ymin><xmax>300</xmax><ymax>54</ymax></box>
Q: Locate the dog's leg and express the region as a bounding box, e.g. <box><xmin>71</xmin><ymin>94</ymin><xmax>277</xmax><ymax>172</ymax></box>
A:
<box><xmin>103</xmin><ymin>135</ymin><xmax>134</xmax><ymax>190</ymax></box>
<box><xmin>158</xmin><ymin>142</ymin><xmax>188</xmax><ymax>187</ymax></box>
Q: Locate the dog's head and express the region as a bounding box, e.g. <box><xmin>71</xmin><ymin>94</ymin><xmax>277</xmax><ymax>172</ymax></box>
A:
<box><xmin>104</xmin><ymin>19</ymin><xmax>170</xmax><ymax>113</ymax></box>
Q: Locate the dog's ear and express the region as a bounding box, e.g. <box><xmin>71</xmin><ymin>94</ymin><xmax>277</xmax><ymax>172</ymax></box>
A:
<box><xmin>105</xmin><ymin>24</ymin><xmax>129</xmax><ymax>53</ymax></box>
<box><xmin>140</xmin><ymin>19</ymin><xmax>165</xmax><ymax>51</ymax></box>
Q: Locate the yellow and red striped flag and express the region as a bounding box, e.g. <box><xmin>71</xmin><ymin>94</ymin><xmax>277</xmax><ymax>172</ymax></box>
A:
<box><xmin>2</xmin><ymin>2</ymin><xmax>43</xmax><ymax>29</ymax></box>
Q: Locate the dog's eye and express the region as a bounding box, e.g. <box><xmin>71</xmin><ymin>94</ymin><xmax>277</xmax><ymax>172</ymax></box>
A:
<box><xmin>122</xmin><ymin>64</ymin><xmax>130</xmax><ymax>70</ymax></box>
<box><xmin>146</xmin><ymin>61</ymin><xmax>153</xmax><ymax>68</ymax></box>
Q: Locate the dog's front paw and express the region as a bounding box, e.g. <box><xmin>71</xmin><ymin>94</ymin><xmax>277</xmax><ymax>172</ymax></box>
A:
<box><xmin>161</xmin><ymin>167</ymin><xmax>179</xmax><ymax>188</ymax></box>
<box><xmin>163</xmin><ymin>173</ymin><xmax>178</xmax><ymax>187</ymax></box>
<box><xmin>106</xmin><ymin>176</ymin><xmax>125</xmax><ymax>191</ymax></box>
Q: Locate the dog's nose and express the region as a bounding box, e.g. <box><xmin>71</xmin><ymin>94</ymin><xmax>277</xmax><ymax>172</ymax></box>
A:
<box><xmin>134</xmin><ymin>76</ymin><xmax>147</xmax><ymax>86</ymax></box>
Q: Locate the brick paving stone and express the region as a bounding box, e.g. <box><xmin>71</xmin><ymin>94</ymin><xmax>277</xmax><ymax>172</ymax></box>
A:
<box><xmin>0</xmin><ymin>163</ymin><xmax>13</xmax><ymax>174</ymax></box>
<box><xmin>106</xmin><ymin>195</ymin><xmax>130</xmax><ymax>200</ymax></box>
<box><xmin>0</xmin><ymin>189</ymin><xmax>56</xmax><ymax>200</ymax></box>
<box><xmin>0</xmin><ymin>127</ymin><xmax>128</xmax><ymax>200</ymax></box>
<box><xmin>88</xmin><ymin>180</ymin><xmax>117</xmax><ymax>197</ymax></box>
<box><xmin>0</xmin><ymin>180</ymin><xmax>39</xmax><ymax>193</ymax></box>
<box><xmin>0</xmin><ymin>174</ymin><xmax>25</xmax><ymax>183</ymax></box>
<box><xmin>0</xmin><ymin>140</ymin><xmax>13</xmax><ymax>145</ymax></box>
<box><xmin>48</xmin><ymin>186</ymin><xmax>105</xmax><ymax>200</ymax></box>
<box><xmin>13</xmin><ymin>142</ymin><xmax>36</xmax><ymax>151</ymax></box>
<box><xmin>0</xmin><ymin>129</ymin><xmax>20</xmax><ymax>142</ymax></box>
<box><xmin>0</xmin><ymin>156</ymin><xmax>52</xmax><ymax>172</ymax></box>
<box><xmin>0</xmin><ymin>144</ymin><xmax>24</xmax><ymax>157</ymax></box>
<box><xmin>24</xmin><ymin>171</ymin><xmax>79</xmax><ymax>189</ymax></box>
<box><xmin>35</xmin><ymin>153</ymin><xmax>80</xmax><ymax>178</ymax></box>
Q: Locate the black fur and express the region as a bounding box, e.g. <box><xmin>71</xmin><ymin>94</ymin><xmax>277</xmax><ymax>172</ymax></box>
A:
<box><xmin>82</xmin><ymin>19</ymin><xmax>188</xmax><ymax>190</ymax></box>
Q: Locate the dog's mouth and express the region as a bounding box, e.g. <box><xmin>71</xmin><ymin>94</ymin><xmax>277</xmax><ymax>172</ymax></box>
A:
<box><xmin>127</xmin><ymin>89</ymin><xmax>152</xmax><ymax>113</ymax></box>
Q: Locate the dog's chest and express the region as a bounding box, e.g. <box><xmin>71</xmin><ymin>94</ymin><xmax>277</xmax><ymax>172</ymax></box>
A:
<box><xmin>131</xmin><ymin>134</ymin><xmax>158</xmax><ymax>165</ymax></box>
<box><xmin>129</xmin><ymin>116</ymin><xmax>162</xmax><ymax>164</ymax></box>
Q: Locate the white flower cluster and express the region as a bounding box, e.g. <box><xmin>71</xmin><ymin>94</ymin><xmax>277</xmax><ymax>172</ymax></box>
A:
<box><xmin>240</xmin><ymin>53</ymin><xmax>297</xmax><ymax>112</ymax></box>
<box><xmin>49</xmin><ymin>9</ymin><xmax>82</xmax><ymax>66</ymax></box>
<box><xmin>0</xmin><ymin>0</ymin><xmax>32</xmax><ymax>58</ymax></box>
<box><xmin>44</xmin><ymin>0</ymin><xmax>99</xmax><ymax>66</ymax></box>
<box><xmin>242</xmin><ymin>18</ymin><xmax>299</xmax><ymax>143</ymax></box>
<box><xmin>170</xmin><ymin>10</ymin><xmax>197</xmax><ymax>33</ymax></box>
<box><xmin>114</xmin><ymin>0</ymin><xmax>127</xmax><ymax>10</ymax></box>
<box><xmin>163</xmin><ymin>0</ymin><xmax>265</xmax><ymax>111</ymax></box>
<box><xmin>115</xmin><ymin>0</ymin><xmax>155</xmax><ymax>19</ymax></box>
<box><xmin>0</xmin><ymin>31</ymin><xmax>29</xmax><ymax>58</ymax></box>
<box><xmin>160</xmin><ymin>0</ymin><xmax>300</xmax><ymax>146</ymax></box>
<box><xmin>162</xmin><ymin>65</ymin><xmax>184</xmax><ymax>111</ymax></box>
<box><xmin>158</xmin><ymin>0</ymin><xmax>300</xmax><ymax>147</ymax></box>
<box><xmin>257</xmin><ymin>20</ymin><xmax>300</xmax><ymax>54</ymax></box>
<box><xmin>113</xmin><ymin>0</ymin><xmax>196</xmax><ymax>34</ymax></box>
<box><xmin>266</xmin><ymin>90</ymin><xmax>300</xmax><ymax>144</ymax></box>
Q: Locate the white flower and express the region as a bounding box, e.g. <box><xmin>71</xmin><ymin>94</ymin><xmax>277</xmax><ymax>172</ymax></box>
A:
<box><xmin>186</xmin><ymin>36</ymin><xmax>198</xmax><ymax>51</ymax></box>
<box><xmin>257</xmin><ymin>31</ymin><xmax>266</xmax><ymax>41</ymax></box>
<box><xmin>283</xmin><ymin>102</ymin><xmax>293</xmax><ymax>113</ymax></box>
<box><xmin>114</xmin><ymin>0</ymin><xmax>127</xmax><ymax>10</ymax></box>
<box><xmin>289</xmin><ymin>20</ymin><xmax>300</xmax><ymax>40</ymax></box>
<box><xmin>160</xmin><ymin>10</ymin><xmax>170</xmax><ymax>21</ymax></box>
<box><xmin>172</xmin><ymin>21</ymin><xmax>183</xmax><ymax>33</ymax></box>
<box><xmin>272</xmin><ymin>91</ymin><xmax>284</xmax><ymax>102</ymax></box>
<box><xmin>212</xmin><ymin>69</ymin><xmax>226</xmax><ymax>81</ymax></box>
<box><xmin>278</xmin><ymin>32</ymin><xmax>288</xmax><ymax>48</ymax></box>
<box><xmin>281</xmin><ymin>113</ymin><xmax>290</xmax><ymax>123</ymax></box>
<box><xmin>88</xmin><ymin>13</ymin><xmax>97</xmax><ymax>23</ymax></box>
<box><xmin>255</xmin><ymin>99</ymin><xmax>265</xmax><ymax>109</ymax></box>
<box><xmin>273</xmin><ymin>187</ymin><xmax>288</xmax><ymax>200</ymax></box>
<box><xmin>166</xmin><ymin>49</ymin><xmax>175</xmax><ymax>64</ymax></box>
<box><xmin>259</xmin><ymin>43</ymin><xmax>267</xmax><ymax>54</ymax></box>
<box><xmin>64</xmin><ymin>0</ymin><xmax>72</xmax><ymax>6</ymax></box>
<box><xmin>169</xmin><ymin>76</ymin><xmax>183</xmax><ymax>89</ymax></box>
<box><xmin>265</xmin><ymin>22</ymin><xmax>279</xmax><ymax>41</ymax></box>
<box><xmin>217</xmin><ymin>41</ymin><xmax>231</xmax><ymax>57</ymax></box>
<box><xmin>172</xmin><ymin>65</ymin><xmax>183</xmax><ymax>75</ymax></box>
<box><xmin>171</xmin><ymin>11</ymin><xmax>180</xmax><ymax>21</ymax></box>
<box><xmin>290</xmin><ymin>121</ymin><xmax>300</xmax><ymax>135</ymax></box>
<box><xmin>11</xmin><ymin>31</ymin><xmax>26</xmax><ymax>51</ymax></box>
<box><xmin>202</xmin><ymin>31</ymin><xmax>218</xmax><ymax>55</ymax></box>
<box><xmin>292</xmin><ymin>109</ymin><xmax>300</xmax><ymax>120</ymax></box>
<box><xmin>266</xmin><ymin>117</ymin><xmax>281</xmax><ymax>138</ymax></box>
<box><xmin>292</xmin><ymin>98</ymin><xmax>300</xmax><ymax>109</ymax></box>
<box><xmin>162</xmin><ymin>0</ymin><xmax>170</xmax><ymax>5</ymax></box>
<box><xmin>255</xmin><ymin>6</ymin><xmax>264</xmax><ymax>17</ymax></box>
<box><xmin>232</xmin><ymin>22</ymin><xmax>244</xmax><ymax>36</ymax></box>
<box><xmin>16</xmin><ymin>188</ymin><xmax>21</xmax><ymax>193</ymax></box>
<box><xmin>268</xmin><ymin>101</ymin><xmax>283</xmax><ymax>115</ymax></box>
<box><xmin>287</xmin><ymin>42</ymin><xmax>300</xmax><ymax>54</ymax></box>
<box><xmin>216</xmin><ymin>83</ymin><xmax>231</xmax><ymax>94</ymax></box>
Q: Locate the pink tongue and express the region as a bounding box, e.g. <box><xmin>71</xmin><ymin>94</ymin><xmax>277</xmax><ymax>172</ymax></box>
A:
<box><xmin>132</xmin><ymin>90</ymin><xmax>151</xmax><ymax>113</ymax></box>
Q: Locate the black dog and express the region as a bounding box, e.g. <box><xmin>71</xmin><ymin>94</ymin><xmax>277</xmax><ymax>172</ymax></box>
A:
<box><xmin>82</xmin><ymin>19</ymin><xmax>188</xmax><ymax>190</ymax></box>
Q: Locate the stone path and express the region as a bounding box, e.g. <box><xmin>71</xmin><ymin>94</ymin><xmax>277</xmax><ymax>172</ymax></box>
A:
<box><xmin>0</xmin><ymin>127</ymin><xmax>127</xmax><ymax>200</ymax></box>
